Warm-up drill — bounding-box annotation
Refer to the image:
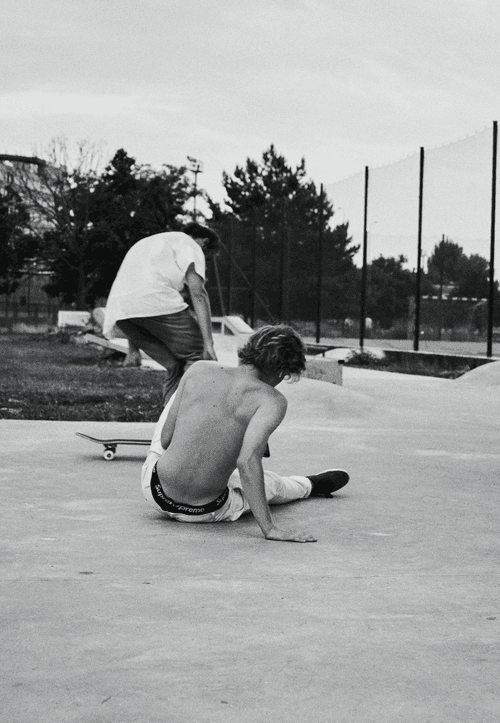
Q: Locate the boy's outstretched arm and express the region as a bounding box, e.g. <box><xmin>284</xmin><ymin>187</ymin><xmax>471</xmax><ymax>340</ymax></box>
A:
<box><xmin>237</xmin><ymin>395</ymin><xmax>317</xmax><ymax>543</ymax></box>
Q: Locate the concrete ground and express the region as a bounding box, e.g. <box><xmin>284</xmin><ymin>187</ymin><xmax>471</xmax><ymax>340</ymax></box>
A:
<box><xmin>1</xmin><ymin>339</ymin><xmax>500</xmax><ymax>722</ymax></box>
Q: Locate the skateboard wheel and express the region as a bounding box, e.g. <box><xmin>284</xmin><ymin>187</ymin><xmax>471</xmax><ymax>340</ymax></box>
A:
<box><xmin>103</xmin><ymin>449</ymin><xmax>115</xmax><ymax>461</ymax></box>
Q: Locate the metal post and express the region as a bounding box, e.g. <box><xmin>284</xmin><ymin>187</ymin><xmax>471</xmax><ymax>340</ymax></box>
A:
<box><xmin>359</xmin><ymin>167</ymin><xmax>369</xmax><ymax>349</ymax></box>
<box><xmin>283</xmin><ymin>210</ymin><xmax>291</xmax><ymax>324</ymax></box>
<box><xmin>437</xmin><ymin>233</ymin><xmax>445</xmax><ymax>342</ymax></box>
<box><xmin>226</xmin><ymin>218</ymin><xmax>233</xmax><ymax>315</ymax></box>
<box><xmin>315</xmin><ymin>184</ymin><xmax>324</xmax><ymax>343</ymax></box>
<box><xmin>250</xmin><ymin>211</ymin><xmax>257</xmax><ymax>327</ymax></box>
<box><xmin>414</xmin><ymin>147</ymin><xmax>425</xmax><ymax>351</ymax></box>
<box><xmin>278</xmin><ymin>201</ymin><xmax>285</xmax><ymax>320</ymax></box>
<box><xmin>487</xmin><ymin>121</ymin><xmax>498</xmax><ymax>357</ymax></box>
<box><xmin>187</xmin><ymin>156</ymin><xmax>203</xmax><ymax>221</ymax></box>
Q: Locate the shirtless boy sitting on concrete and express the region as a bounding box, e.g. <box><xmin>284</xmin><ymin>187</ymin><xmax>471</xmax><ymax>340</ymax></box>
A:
<box><xmin>141</xmin><ymin>325</ymin><xmax>349</xmax><ymax>542</ymax></box>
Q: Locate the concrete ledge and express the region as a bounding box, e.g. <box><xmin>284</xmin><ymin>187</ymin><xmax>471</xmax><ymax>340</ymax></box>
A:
<box><xmin>375</xmin><ymin>347</ymin><xmax>497</xmax><ymax>372</ymax></box>
<box><xmin>57</xmin><ymin>310</ymin><xmax>91</xmax><ymax>329</ymax></box>
<box><xmin>305</xmin><ymin>357</ymin><xmax>343</xmax><ymax>385</ymax></box>
<box><xmin>315</xmin><ymin>342</ymin><xmax>499</xmax><ymax>373</ymax></box>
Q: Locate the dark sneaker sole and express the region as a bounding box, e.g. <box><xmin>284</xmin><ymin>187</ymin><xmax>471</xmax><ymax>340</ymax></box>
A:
<box><xmin>308</xmin><ymin>469</ymin><xmax>349</xmax><ymax>497</ymax></box>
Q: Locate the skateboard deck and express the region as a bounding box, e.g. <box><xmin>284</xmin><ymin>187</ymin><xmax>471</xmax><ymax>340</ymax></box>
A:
<box><xmin>76</xmin><ymin>432</ymin><xmax>151</xmax><ymax>460</ymax></box>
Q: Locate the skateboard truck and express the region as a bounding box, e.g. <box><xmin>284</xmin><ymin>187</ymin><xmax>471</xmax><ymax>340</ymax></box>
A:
<box><xmin>102</xmin><ymin>444</ymin><xmax>117</xmax><ymax>461</ymax></box>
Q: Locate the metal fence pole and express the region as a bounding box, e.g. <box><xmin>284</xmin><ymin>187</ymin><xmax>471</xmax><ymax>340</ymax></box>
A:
<box><xmin>487</xmin><ymin>121</ymin><xmax>498</xmax><ymax>357</ymax></box>
<box><xmin>250</xmin><ymin>211</ymin><xmax>257</xmax><ymax>327</ymax></box>
<box><xmin>414</xmin><ymin>147</ymin><xmax>425</xmax><ymax>351</ymax></box>
<box><xmin>226</xmin><ymin>218</ymin><xmax>233</xmax><ymax>316</ymax></box>
<box><xmin>283</xmin><ymin>208</ymin><xmax>291</xmax><ymax>324</ymax></box>
<box><xmin>315</xmin><ymin>184</ymin><xmax>324</xmax><ymax>343</ymax></box>
<box><xmin>359</xmin><ymin>167</ymin><xmax>369</xmax><ymax>349</ymax></box>
<box><xmin>278</xmin><ymin>201</ymin><xmax>285</xmax><ymax>320</ymax></box>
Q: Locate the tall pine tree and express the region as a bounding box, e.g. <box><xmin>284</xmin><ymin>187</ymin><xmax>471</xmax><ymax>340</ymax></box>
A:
<box><xmin>208</xmin><ymin>145</ymin><xmax>358</xmax><ymax>322</ymax></box>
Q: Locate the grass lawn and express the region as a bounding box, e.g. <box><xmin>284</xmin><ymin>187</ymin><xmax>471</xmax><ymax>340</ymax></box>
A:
<box><xmin>0</xmin><ymin>334</ymin><xmax>164</xmax><ymax>422</ymax></box>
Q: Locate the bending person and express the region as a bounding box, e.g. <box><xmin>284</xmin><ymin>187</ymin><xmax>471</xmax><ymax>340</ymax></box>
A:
<box><xmin>103</xmin><ymin>223</ymin><xmax>220</xmax><ymax>404</ymax></box>
<box><xmin>141</xmin><ymin>325</ymin><xmax>349</xmax><ymax>543</ymax></box>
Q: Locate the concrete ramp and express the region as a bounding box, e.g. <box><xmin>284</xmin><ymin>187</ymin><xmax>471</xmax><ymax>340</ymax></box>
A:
<box><xmin>213</xmin><ymin>315</ymin><xmax>254</xmax><ymax>336</ymax></box>
<box><xmin>455</xmin><ymin>360</ymin><xmax>500</xmax><ymax>386</ymax></box>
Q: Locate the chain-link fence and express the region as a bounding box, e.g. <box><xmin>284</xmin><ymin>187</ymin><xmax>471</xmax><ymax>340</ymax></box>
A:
<box><xmin>0</xmin><ymin>301</ymin><xmax>59</xmax><ymax>332</ymax></box>
<box><xmin>325</xmin><ymin>124</ymin><xmax>499</xmax><ymax>355</ymax></box>
<box><xmin>208</xmin><ymin>201</ymin><xmax>354</xmax><ymax>338</ymax></box>
<box><xmin>205</xmin><ymin>125</ymin><xmax>499</xmax><ymax>356</ymax></box>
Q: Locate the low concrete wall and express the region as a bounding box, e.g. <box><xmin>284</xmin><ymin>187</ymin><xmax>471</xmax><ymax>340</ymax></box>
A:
<box><xmin>305</xmin><ymin>357</ymin><xmax>343</xmax><ymax>385</ymax></box>
<box><xmin>379</xmin><ymin>348</ymin><xmax>496</xmax><ymax>372</ymax></box>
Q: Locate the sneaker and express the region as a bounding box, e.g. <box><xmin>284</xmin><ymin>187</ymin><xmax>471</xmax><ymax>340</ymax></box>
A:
<box><xmin>307</xmin><ymin>469</ymin><xmax>349</xmax><ymax>497</ymax></box>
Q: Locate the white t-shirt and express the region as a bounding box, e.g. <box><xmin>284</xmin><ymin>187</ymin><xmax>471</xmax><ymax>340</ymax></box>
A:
<box><xmin>103</xmin><ymin>232</ymin><xmax>206</xmax><ymax>338</ymax></box>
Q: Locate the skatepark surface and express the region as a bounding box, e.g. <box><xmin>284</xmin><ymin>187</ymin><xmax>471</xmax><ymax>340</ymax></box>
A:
<box><xmin>1</xmin><ymin>336</ymin><xmax>499</xmax><ymax>722</ymax></box>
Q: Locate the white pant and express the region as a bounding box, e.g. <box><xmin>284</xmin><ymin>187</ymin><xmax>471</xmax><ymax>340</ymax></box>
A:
<box><xmin>141</xmin><ymin>394</ymin><xmax>311</xmax><ymax>524</ymax></box>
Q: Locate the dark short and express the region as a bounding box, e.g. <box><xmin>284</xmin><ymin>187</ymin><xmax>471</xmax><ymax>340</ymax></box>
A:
<box><xmin>150</xmin><ymin>464</ymin><xmax>229</xmax><ymax>515</ymax></box>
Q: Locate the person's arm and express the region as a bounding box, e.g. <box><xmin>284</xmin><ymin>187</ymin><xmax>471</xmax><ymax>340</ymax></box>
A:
<box><xmin>185</xmin><ymin>263</ymin><xmax>217</xmax><ymax>361</ymax></box>
<box><xmin>159</xmin><ymin>375</ymin><xmax>187</xmax><ymax>450</ymax></box>
<box><xmin>237</xmin><ymin>395</ymin><xmax>317</xmax><ymax>543</ymax></box>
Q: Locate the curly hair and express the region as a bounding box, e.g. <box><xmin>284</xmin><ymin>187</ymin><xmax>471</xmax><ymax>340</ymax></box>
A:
<box><xmin>238</xmin><ymin>325</ymin><xmax>306</xmax><ymax>380</ymax></box>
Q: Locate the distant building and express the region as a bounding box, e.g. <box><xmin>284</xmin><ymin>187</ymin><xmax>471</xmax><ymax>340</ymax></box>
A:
<box><xmin>0</xmin><ymin>154</ymin><xmax>57</xmax><ymax>318</ymax></box>
<box><xmin>0</xmin><ymin>154</ymin><xmax>51</xmax><ymax>233</ymax></box>
<box><xmin>0</xmin><ymin>153</ymin><xmax>46</xmax><ymax>185</ymax></box>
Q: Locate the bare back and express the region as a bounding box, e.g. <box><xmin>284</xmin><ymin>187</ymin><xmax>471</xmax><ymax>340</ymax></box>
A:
<box><xmin>156</xmin><ymin>362</ymin><xmax>285</xmax><ymax>505</ymax></box>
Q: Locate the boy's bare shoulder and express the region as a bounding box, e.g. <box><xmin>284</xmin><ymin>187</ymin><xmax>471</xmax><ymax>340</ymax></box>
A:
<box><xmin>184</xmin><ymin>362</ymin><xmax>287</xmax><ymax>410</ymax></box>
<box><xmin>185</xmin><ymin>360</ymin><xmax>230</xmax><ymax>377</ymax></box>
<box><xmin>256</xmin><ymin>383</ymin><xmax>287</xmax><ymax>411</ymax></box>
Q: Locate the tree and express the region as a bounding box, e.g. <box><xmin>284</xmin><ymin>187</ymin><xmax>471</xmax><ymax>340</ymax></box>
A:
<box><xmin>454</xmin><ymin>254</ymin><xmax>489</xmax><ymax>299</ymax></box>
<box><xmin>427</xmin><ymin>237</ymin><xmax>465</xmax><ymax>297</ymax></box>
<box><xmin>84</xmin><ymin>149</ymin><xmax>191</xmax><ymax>301</ymax></box>
<box><xmin>13</xmin><ymin>141</ymin><xmax>192</xmax><ymax>308</ymax></box>
<box><xmin>366</xmin><ymin>255</ymin><xmax>415</xmax><ymax>328</ymax></box>
<box><xmin>12</xmin><ymin>138</ymin><xmax>102</xmax><ymax>308</ymax></box>
<box><xmin>209</xmin><ymin>145</ymin><xmax>358</xmax><ymax>321</ymax></box>
<box><xmin>0</xmin><ymin>183</ymin><xmax>39</xmax><ymax>295</ymax></box>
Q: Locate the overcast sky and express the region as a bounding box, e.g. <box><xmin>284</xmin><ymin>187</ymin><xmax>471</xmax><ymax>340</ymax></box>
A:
<box><xmin>2</xmin><ymin>0</ymin><xmax>499</xmax><ymax>258</ymax></box>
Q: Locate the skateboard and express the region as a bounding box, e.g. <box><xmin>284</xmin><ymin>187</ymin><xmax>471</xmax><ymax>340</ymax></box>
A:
<box><xmin>76</xmin><ymin>432</ymin><xmax>151</xmax><ymax>460</ymax></box>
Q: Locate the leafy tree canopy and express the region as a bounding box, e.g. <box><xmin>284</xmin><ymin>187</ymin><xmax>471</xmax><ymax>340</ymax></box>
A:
<box><xmin>85</xmin><ymin>149</ymin><xmax>191</xmax><ymax>301</ymax></box>
<box><xmin>427</xmin><ymin>237</ymin><xmax>465</xmax><ymax>290</ymax></box>
<box><xmin>208</xmin><ymin>145</ymin><xmax>359</xmax><ymax>321</ymax></box>
<box><xmin>427</xmin><ymin>237</ymin><xmax>492</xmax><ymax>299</ymax></box>
<box><xmin>366</xmin><ymin>255</ymin><xmax>415</xmax><ymax>328</ymax></box>
<box><xmin>222</xmin><ymin>145</ymin><xmax>329</xmax><ymax>228</ymax></box>
<box><xmin>454</xmin><ymin>254</ymin><xmax>489</xmax><ymax>299</ymax></box>
<box><xmin>13</xmin><ymin>141</ymin><xmax>192</xmax><ymax>308</ymax></box>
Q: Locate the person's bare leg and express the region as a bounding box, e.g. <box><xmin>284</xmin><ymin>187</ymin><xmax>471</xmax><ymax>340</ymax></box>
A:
<box><xmin>115</xmin><ymin>318</ymin><xmax>182</xmax><ymax>404</ymax></box>
<box><xmin>123</xmin><ymin>339</ymin><xmax>142</xmax><ymax>367</ymax></box>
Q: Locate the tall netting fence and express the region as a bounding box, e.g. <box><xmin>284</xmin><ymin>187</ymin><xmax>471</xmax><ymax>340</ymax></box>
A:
<box><xmin>326</xmin><ymin>125</ymin><xmax>499</xmax><ymax>354</ymax></box>
<box><xmin>208</xmin><ymin>213</ymin><xmax>278</xmax><ymax>325</ymax></box>
<box><xmin>208</xmin><ymin>205</ymin><xmax>337</xmax><ymax>334</ymax></box>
